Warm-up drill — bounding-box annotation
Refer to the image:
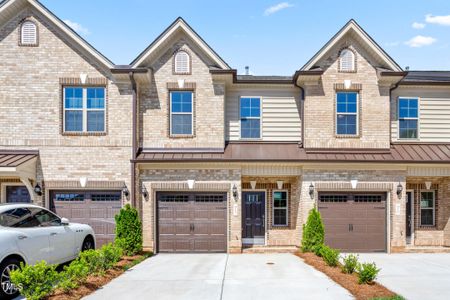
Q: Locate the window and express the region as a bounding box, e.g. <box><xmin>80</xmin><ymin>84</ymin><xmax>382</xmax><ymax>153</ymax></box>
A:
<box><xmin>174</xmin><ymin>51</ymin><xmax>190</xmax><ymax>74</ymax></box>
<box><xmin>398</xmin><ymin>98</ymin><xmax>419</xmax><ymax>139</ymax></box>
<box><xmin>34</xmin><ymin>209</ymin><xmax>61</xmax><ymax>227</ymax></box>
<box><xmin>240</xmin><ymin>97</ymin><xmax>261</xmax><ymax>139</ymax></box>
<box><xmin>64</xmin><ymin>87</ymin><xmax>106</xmax><ymax>133</ymax></box>
<box><xmin>0</xmin><ymin>208</ymin><xmax>40</xmax><ymax>228</ymax></box>
<box><xmin>273</xmin><ymin>191</ymin><xmax>288</xmax><ymax>226</ymax></box>
<box><xmin>336</xmin><ymin>92</ymin><xmax>358</xmax><ymax>135</ymax></box>
<box><xmin>420</xmin><ymin>191</ymin><xmax>435</xmax><ymax>226</ymax></box>
<box><xmin>170</xmin><ymin>91</ymin><xmax>193</xmax><ymax>135</ymax></box>
<box><xmin>20</xmin><ymin>20</ymin><xmax>37</xmax><ymax>46</ymax></box>
<box><xmin>339</xmin><ymin>49</ymin><xmax>355</xmax><ymax>72</ymax></box>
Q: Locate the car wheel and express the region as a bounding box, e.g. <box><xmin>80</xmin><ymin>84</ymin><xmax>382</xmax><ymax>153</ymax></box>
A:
<box><xmin>82</xmin><ymin>236</ymin><xmax>95</xmax><ymax>251</ymax></box>
<box><xmin>0</xmin><ymin>257</ymin><xmax>21</xmax><ymax>300</ymax></box>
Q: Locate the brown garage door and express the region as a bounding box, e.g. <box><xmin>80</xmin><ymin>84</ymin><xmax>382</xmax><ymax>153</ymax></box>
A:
<box><xmin>157</xmin><ymin>192</ymin><xmax>227</xmax><ymax>253</ymax></box>
<box><xmin>318</xmin><ymin>193</ymin><xmax>386</xmax><ymax>252</ymax></box>
<box><xmin>50</xmin><ymin>190</ymin><xmax>122</xmax><ymax>248</ymax></box>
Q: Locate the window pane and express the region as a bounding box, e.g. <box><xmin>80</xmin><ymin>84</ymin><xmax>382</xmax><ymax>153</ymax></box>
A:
<box><xmin>420</xmin><ymin>192</ymin><xmax>434</xmax><ymax>208</ymax></box>
<box><xmin>87</xmin><ymin>111</ymin><xmax>105</xmax><ymax>132</ymax></box>
<box><xmin>171</xmin><ymin>92</ymin><xmax>192</xmax><ymax>113</ymax></box>
<box><xmin>274</xmin><ymin>191</ymin><xmax>287</xmax><ymax>208</ymax></box>
<box><xmin>241</xmin><ymin>118</ymin><xmax>260</xmax><ymax>138</ymax></box>
<box><xmin>399</xmin><ymin>119</ymin><xmax>418</xmax><ymax>139</ymax></box>
<box><xmin>240</xmin><ymin>97</ymin><xmax>260</xmax><ymax>118</ymax></box>
<box><xmin>87</xmin><ymin>88</ymin><xmax>105</xmax><ymax>109</ymax></box>
<box><xmin>337</xmin><ymin>114</ymin><xmax>357</xmax><ymax>135</ymax></box>
<box><xmin>64</xmin><ymin>87</ymin><xmax>83</xmax><ymax>109</ymax></box>
<box><xmin>337</xmin><ymin>92</ymin><xmax>357</xmax><ymax>113</ymax></box>
<box><xmin>65</xmin><ymin>110</ymin><xmax>83</xmax><ymax>131</ymax></box>
<box><xmin>421</xmin><ymin>209</ymin><xmax>433</xmax><ymax>226</ymax></box>
<box><xmin>399</xmin><ymin>98</ymin><xmax>418</xmax><ymax>118</ymax></box>
<box><xmin>33</xmin><ymin>208</ymin><xmax>61</xmax><ymax>227</ymax></box>
<box><xmin>274</xmin><ymin>209</ymin><xmax>287</xmax><ymax>226</ymax></box>
<box><xmin>171</xmin><ymin>114</ymin><xmax>192</xmax><ymax>135</ymax></box>
<box><xmin>0</xmin><ymin>208</ymin><xmax>40</xmax><ymax>228</ymax></box>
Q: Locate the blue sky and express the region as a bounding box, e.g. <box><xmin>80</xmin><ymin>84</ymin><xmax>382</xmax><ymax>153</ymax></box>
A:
<box><xmin>41</xmin><ymin>0</ymin><xmax>450</xmax><ymax>75</ymax></box>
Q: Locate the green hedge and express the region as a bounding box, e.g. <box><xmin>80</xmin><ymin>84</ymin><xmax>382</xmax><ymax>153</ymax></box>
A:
<box><xmin>301</xmin><ymin>208</ymin><xmax>325</xmax><ymax>252</ymax></box>
<box><xmin>115</xmin><ymin>204</ymin><xmax>143</xmax><ymax>255</ymax></box>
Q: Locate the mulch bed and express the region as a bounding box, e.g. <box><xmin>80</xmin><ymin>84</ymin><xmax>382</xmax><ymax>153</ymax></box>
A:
<box><xmin>45</xmin><ymin>253</ymin><xmax>151</xmax><ymax>300</ymax></box>
<box><xmin>296</xmin><ymin>252</ymin><xmax>398</xmax><ymax>300</ymax></box>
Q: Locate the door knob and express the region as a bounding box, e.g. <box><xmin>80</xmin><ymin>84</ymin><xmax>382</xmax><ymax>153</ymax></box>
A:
<box><xmin>18</xmin><ymin>235</ymin><xmax>27</xmax><ymax>240</ymax></box>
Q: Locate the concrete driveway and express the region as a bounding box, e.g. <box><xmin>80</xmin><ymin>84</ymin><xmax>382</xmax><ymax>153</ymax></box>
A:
<box><xmin>358</xmin><ymin>253</ymin><xmax>450</xmax><ymax>300</ymax></box>
<box><xmin>84</xmin><ymin>253</ymin><xmax>352</xmax><ymax>300</ymax></box>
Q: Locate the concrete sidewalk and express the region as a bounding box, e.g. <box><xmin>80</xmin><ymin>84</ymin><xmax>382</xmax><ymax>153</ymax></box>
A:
<box><xmin>84</xmin><ymin>253</ymin><xmax>352</xmax><ymax>300</ymax></box>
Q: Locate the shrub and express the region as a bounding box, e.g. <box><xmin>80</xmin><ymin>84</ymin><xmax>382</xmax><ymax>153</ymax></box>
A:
<box><xmin>320</xmin><ymin>245</ymin><xmax>340</xmax><ymax>267</ymax></box>
<box><xmin>78</xmin><ymin>249</ymin><xmax>106</xmax><ymax>275</ymax></box>
<box><xmin>115</xmin><ymin>204</ymin><xmax>143</xmax><ymax>255</ymax></box>
<box><xmin>10</xmin><ymin>261</ymin><xmax>60</xmax><ymax>300</ymax></box>
<box><xmin>101</xmin><ymin>243</ymin><xmax>123</xmax><ymax>269</ymax></box>
<box><xmin>358</xmin><ymin>262</ymin><xmax>380</xmax><ymax>284</ymax></box>
<box><xmin>342</xmin><ymin>254</ymin><xmax>359</xmax><ymax>274</ymax></box>
<box><xmin>58</xmin><ymin>259</ymin><xmax>90</xmax><ymax>292</ymax></box>
<box><xmin>301</xmin><ymin>208</ymin><xmax>325</xmax><ymax>252</ymax></box>
<box><xmin>313</xmin><ymin>244</ymin><xmax>324</xmax><ymax>257</ymax></box>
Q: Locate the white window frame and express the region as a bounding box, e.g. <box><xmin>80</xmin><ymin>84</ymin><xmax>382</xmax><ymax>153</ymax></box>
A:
<box><xmin>239</xmin><ymin>96</ymin><xmax>262</xmax><ymax>140</ymax></box>
<box><xmin>335</xmin><ymin>92</ymin><xmax>359</xmax><ymax>136</ymax></box>
<box><xmin>169</xmin><ymin>91</ymin><xmax>194</xmax><ymax>136</ymax></box>
<box><xmin>339</xmin><ymin>49</ymin><xmax>355</xmax><ymax>72</ymax></box>
<box><xmin>397</xmin><ymin>97</ymin><xmax>420</xmax><ymax>140</ymax></box>
<box><xmin>174</xmin><ymin>51</ymin><xmax>190</xmax><ymax>74</ymax></box>
<box><xmin>272</xmin><ymin>190</ymin><xmax>288</xmax><ymax>226</ymax></box>
<box><xmin>20</xmin><ymin>20</ymin><xmax>37</xmax><ymax>46</ymax></box>
<box><xmin>63</xmin><ymin>87</ymin><xmax>106</xmax><ymax>133</ymax></box>
<box><xmin>420</xmin><ymin>190</ymin><xmax>435</xmax><ymax>226</ymax></box>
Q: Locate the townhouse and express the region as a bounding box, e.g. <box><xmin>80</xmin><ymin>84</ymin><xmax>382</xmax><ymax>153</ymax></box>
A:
<box><xmin>1</xmin><ymin>0</ymin><xmax>450</xmax><ymax>253</ymax></box>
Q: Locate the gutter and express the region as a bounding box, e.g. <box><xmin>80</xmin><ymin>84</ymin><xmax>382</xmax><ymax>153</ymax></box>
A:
<box><xmin>129</xmin><ymin>72</ymin><xmax>138</xmax><ymax>206</ymax></box>
<box><xmin>389</xmin><ymin>73</ymin><xmax>407</xmax><ymax>144</ymax></box>
<box><xmin>293</xmin><ymin>78</ymin><xmax>306</xmax><ymax>147</ymax></box>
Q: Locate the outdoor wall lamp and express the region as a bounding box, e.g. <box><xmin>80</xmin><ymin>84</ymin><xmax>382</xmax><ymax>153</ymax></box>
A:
<box><xmin>396</xmin><ymin>183</ymin><xmax>403</xmax><ymax>196</ymax></box>
<box><xmin>141</xmin><ymin>185</ymin><xmax>148</xmax><ymax>198</ymax></box>
<box><xmin>232</xmin><ymin>184</ymin><xmax>238</xmax><ymax>200</ymax></box>
<box><xmin>34</xmin><ymin>183</ymin><xmax>42</xmax><ymax>196</ymax></box>
<box><xmin>122</xmin><ymin>186</ymin><xmax>129</xmax><ymax>197</ymax></box>
<box><xmin>309</xmin><ymin>183</ymin><xmax>314</xmax><ymax>198</ymax></box>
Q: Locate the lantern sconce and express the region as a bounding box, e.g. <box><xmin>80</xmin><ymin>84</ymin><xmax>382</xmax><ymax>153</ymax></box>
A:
<box><xmin>396</xmin><ymin>182</ymin><xmax>403</xmax><ymax>196</ymax></box>
<box><xmin>232</xmin><ymin>184</ymin><xmax>238</xmax><ymax>200</ymax></box>
<box><xmin>309</xmin><ymin>183</ymin><xmax>314</xmax><ymax>199</ymax></box>
<box><xmin>34</xmin><ymin>183</ymin><xmax>43</xmax><ymax>196</ymax></box>
<box><xmin>141</xmin><ymin>185</ymin><xmax>148</xmax><ymax>198</ymax></box>
<box><xmin>122</xmin><ymin>186</ymin><xmax>129</xmax><ymax>197</ymax></box>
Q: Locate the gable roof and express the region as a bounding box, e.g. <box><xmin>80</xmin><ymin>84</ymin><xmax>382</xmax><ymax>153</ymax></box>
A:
<box><xmin>131</xmin><ymin>17</ymin><xmax>230</xmax><ymax>69</ymax></box>
<box><xmin>301</xmin><ymin>19</ymin><xmax>402</xmax><ymax>72</ymax></box>
<box><xmin>0</xmin><ymin>0</ymin><xmax>114</xmax><ymax>69</ymax></box>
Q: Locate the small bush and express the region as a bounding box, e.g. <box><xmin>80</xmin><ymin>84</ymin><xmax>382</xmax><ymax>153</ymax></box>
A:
<box><xmin>58</xmin><ymin>259</ymin><xmax>90</xmax><ymax>292</ymax></box>
<box><xmin>115</xmin><ymin>204</ymin><xmax>143</xmax><ymax>255</ymax></box>
<box><xmin>78</xmin><ymin>249</ymin><xmax>105</xmax><ymax>275</ymax></box>
<box><xmin>342</xmin><ymin>254</ymin><xmax>359</xmax><ymax>274</ymax></box>
<box><xmin>320</xmin><ymin>245</ymin><xmax>340</xmax><ymax>267</ymax></box>
<box><xmin>313</xmin><ymin>244</ymin><xmax>323</xmax><ymax>257</ymax></box>
<box><xmin>301</xmin><ymin>208</ymin><xmax>325</xmax><ymax>252</ymax></box>
<box><xmin>358</xmin><ymin>262</ymin><xmax>380</xmax><ymax>284</ymax></box>
<box><xmin>101</xmin><ymin>243</ymin><xmax>123</xmax><ymax>269</ymax></box>
<box><xmin>10</xmin><ymin>261</ymin><xmax>60</xmax><ymax>300</ymax></box>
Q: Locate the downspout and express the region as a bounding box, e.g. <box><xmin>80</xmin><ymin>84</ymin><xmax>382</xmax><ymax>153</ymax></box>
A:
<box><xmin>129</xmin><ymin>72</ymin><xmax>137</xmax><ymax>207</ymax></box>
<box><xmin>294</xmin><ymin>78</ymin><xmax>305</xmax><ymax>147</ymax></box>
<box><xmin>389</xmin><ymin>79</ymin><xmax>404</xmax><ymax>145</ymax></box>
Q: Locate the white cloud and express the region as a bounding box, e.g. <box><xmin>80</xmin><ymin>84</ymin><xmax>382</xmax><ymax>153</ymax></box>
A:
<box><xmin>425</xmin><ymin>14</ymin><xmax>450</xmax><ymax>26</ymax></box>
<box><xmin>412</xmin><ymin>22</ymin><xmax>425</xmax><ymax>29</ymax></box>
<box><xmin>63</xmin><ymin>19</ymin><xmax>90</xmax><ymax>35</ymax></box>
<box><xmin>405</xmin><ymin>35</ymin><xmax>437</xmax><ymax>48</ymax></box>
<box><xmin>264</xmin><ymin>2</ymin><xmax>294</xmax><ymax>16</ymax></box>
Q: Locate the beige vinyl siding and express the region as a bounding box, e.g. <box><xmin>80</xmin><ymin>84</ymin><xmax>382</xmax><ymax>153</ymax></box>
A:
<box><xmin>226</xmin><ymin>88</ymin><xmax>301</xmax><ymax>141</ymax></box>
<box><xmin>391</xmin><ymin>86</ymin><xmax>450</xmax><ymax>142</ymax></box>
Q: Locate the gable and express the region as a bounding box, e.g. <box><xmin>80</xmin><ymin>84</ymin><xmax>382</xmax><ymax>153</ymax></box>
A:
<box><xmin>131</xmin><ymin>17</ymin><xmax>230</xmax><ymax>70</ymax></box>
<box><xmin>301</xmin><ymin>19</ymin><xmax>402</xmax><ymax>72</ymax></box>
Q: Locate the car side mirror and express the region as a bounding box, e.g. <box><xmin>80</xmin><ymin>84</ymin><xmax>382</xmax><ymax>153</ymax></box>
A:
<box><xmin>61</xmin><ymin>217</ymin><xmax>69</xmax><ymax>226</ymax></box>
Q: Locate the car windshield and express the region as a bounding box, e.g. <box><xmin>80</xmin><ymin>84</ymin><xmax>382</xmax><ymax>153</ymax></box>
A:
<box><xmin>0</xmin><ymin>207</ymin><xmax>60</xmax><ymax>228</ymax></box>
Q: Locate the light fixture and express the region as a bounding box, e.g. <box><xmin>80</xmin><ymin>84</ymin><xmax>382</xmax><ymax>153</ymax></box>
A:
<box><xmin>396</xmin><ymin>183</ymin><xmax>403</xmax><ymax>196</ymax></box>
<box><xmin>344</xmin><ymin>79</ymin><xmax>352</xmax><ymax>89</ymax></box>
<box><xmin>141</xmin><ymin>185</ymin><xmax>148</xmax><ymax>198</ymax></box>
<box><xmin>34</xmin><ymin>183</ymin><xmax>42</xmax><ymax>196</ymax></box>
<box><xmin>187</xmin><ymin>179</ymin><xmax>195</xmax><ymax>190</ymax></box>
<box><xmin>309</xmin><ymin>183</ymin><xmax>314</xmax><ymax>198</ymax></box>
<box><xmin>123</xmin><ymin>186</ymin><xmax>129</xmax><ymax>197</ymax></box>
<box><xmin>79</xmin><ymin>177</ymin><xmax>87</xmax><ymax>188</ymax></box>
<box><xmin>425</xmin><ymin>181</ymin><xmax>432</xmax><ymax>190</ymax></box>
<box><xmin>250</xmin><ymin>181</ymin><xmax>257</xmax><ymax>190</ymax></box>
<box><xmin>177</xmin><ymin>79</ymin><xmax>185</xmax><ymax>88</ymax></box>
<box><xmin>232</xmin><ymin>184</ymin><xmax>238</xmax><ymax>199</ymax></box>
<box><xmin>350</xmin><ymin>179</ymin><xmax>358</xmax><ymax>189</ymax></box>
<box><xmin>277</xmin><ymin>180</ymin><xmax>284</xmax><ymax>190</ymax></box>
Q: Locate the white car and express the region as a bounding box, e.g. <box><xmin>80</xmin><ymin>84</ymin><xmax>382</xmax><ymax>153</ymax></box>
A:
<box><xmin>0</xmin><ymin>203</ymin><xmax>95</xmax><ymax>299</ymax></box>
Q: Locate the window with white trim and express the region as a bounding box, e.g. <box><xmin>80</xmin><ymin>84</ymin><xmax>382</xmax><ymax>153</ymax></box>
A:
<box><xmin>339</xmin><ymin>49</ymin><xmax>355</xmax><ymax>72</ymax></box>
<box><xmin>63</xmin><ymin>87</ymin><xmax>106</xmax><ymax>133</ymax></box>
<box><xmin>174</xmin><ymin>51</ymin><xmax>190</xmax><ymax>74</ymax></box>
<box><xmin>336</xmin><ymin>92</ymin><xmax>358</xmax><ymax>135</ymax></box>
<box><xmin>420</xmin><ymin>191</ymin><xmax>435</xmax><ymax>226</ymax></box>
<box><xmin>398</xmin><ymin>98</ymin><xmax>419</xmax><ymax>139</ymax></box>
<box><xmin>20</xmin><ymin>20</ymin><xmax>37</xmax><ymax>46</ymax></box>
<box><xmin>240</xmin><ymin>97</ymin><xmax>261</xmax><ymax>139</ymax></box>
<box><xmin>170</xmin><ymin>91</ymin><xmax>193</xmax><ymax>135</ymax></box>
<box><xmin>273</xmin><ymin>190</ymin><xmax>288</xmax><ymax>226</ymax></box>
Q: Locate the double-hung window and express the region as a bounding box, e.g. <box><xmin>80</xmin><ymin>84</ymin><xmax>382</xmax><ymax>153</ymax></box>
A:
<box><xmin>336</xmin><ymin>92</ymin><xmax>358</xmax><ymax>135</ymax></box>
<box><xmin>64</xmin><ymin>87</ymin><xmax>106</xmax><ymax>133</ymax></box>
<box><xmin>240</xmin><ymin>97</ymin><xmax>261</xmax><ymax>139</ymax></box>
<box><xmin>273</xmin><ymin>190</ymin><xmax>288</xmax><ymax>226</ymax></box>
<box><xmin>420</xmin><ymin>191</ymin><xmax>435</xmax><ymax>226</ymax></box>
<box><xmin>398</xmin><ymin>98</ymin><xmax>418</xmax><ymax>139</ymax></box>
<box><xmin>170</xmin><ymin>91</ymin><xmax>193</xmax><ymax>135</ymax></box>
